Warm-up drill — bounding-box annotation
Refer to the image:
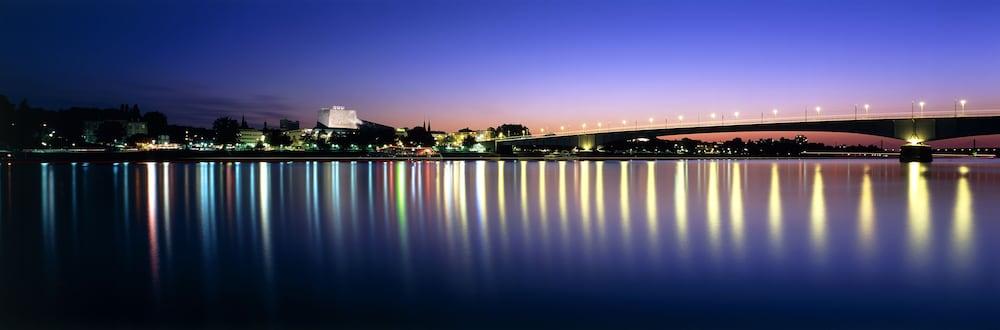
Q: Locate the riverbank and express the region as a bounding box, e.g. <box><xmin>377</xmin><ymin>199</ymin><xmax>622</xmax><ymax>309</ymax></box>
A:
<box><xmin>0</xmin><ymin>150</ymin><xmax>926</xmax><ymax>163</ymax></box>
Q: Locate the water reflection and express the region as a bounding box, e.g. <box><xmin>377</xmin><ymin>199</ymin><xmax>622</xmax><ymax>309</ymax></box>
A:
<box><xmin>951</xmin><ymin>168</ymin><xmax>974</xmax><ymax>275</ymax></box>
<box><xmin>858</xmin><ymin>166</ymin><xmax>876</xmax><ymax>262</ymax></box>
<box><xmin>3</xmin><ymin>160</ymin><xmax>999</xmax><ymax>326</ymax></box>
<box><xmin>907</xmin><ymin>162</ymin><xmax>931</xmax><ymax>271</ymax></box>
<box><xmin>768</xmin><ymin>163</ymin><xmax>782</xmax><ymax>259</ymax></box>
<box><xmin>810</xmin><ymin>164</ymin><xmax>827</xmax><ymax>264</ymax></box>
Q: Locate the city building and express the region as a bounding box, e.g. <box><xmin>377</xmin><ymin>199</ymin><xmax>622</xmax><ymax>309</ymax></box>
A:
<box><xmin>318</xmin><ymin>105</ymin><xmax>362</xmax><ymax>129</ymax></box>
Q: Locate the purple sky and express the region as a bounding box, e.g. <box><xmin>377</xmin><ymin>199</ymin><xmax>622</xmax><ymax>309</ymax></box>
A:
<box><xmin>2</xmin><ymin>0</ymin><xmax>999</xmax><ymax>144</ymax></box>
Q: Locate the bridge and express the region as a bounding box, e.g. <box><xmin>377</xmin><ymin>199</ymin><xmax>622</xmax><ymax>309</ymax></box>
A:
<box><xmin>493</xmin><ymin>109</ymin><xmax>1000</xmax><ymax>162</ymax></box>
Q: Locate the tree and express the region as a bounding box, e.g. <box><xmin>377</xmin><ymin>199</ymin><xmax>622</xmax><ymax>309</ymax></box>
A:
<box><xmin>0</xmin><ymin>95</ymin><xmax>14</xmax><ymax>148</ymax></box>
<box><xmin>142</xmin><ymin>111</ymin><xmax>168</xmax><ymax>137</ymax></box>
<box><xmin>495</xmin><ymin>123</ymin><xmax>530</xmax><ymax>137</ymax></box>
<box><xmin>213</xmin><ymin>117</ymin><xmax>240</xmax><ymax>147</ymax></box>
<box><xmin>265</xmin><ymin>130</ymin><xmax>291</xmax><ymax>149</ymax></box>
<box><xmin>95</xmin><ymin>121</ymin><xmax>126</xmax><ymax>145</ymax></box>
<box><xmin>404</xmin><ymin>126</ymin><xmax>435</xmax><ymax>147</ymax></box>
<box><xmin>462</xmin><ymin>135</ymin><xmax>477</xmax><ymax>150</ymax></box>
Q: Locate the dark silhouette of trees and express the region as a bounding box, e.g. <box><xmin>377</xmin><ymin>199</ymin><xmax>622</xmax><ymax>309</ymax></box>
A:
<box><xmin>494</xmin><ymin>123</ymin><xmax>530</xmax><ymax>137</ymax></box>
<box><xmin>265</xmin><ymin>130</ymin><xmax>291</xmax><ymax>148</ymax></box>
<box><xmin>213</xmin><ymin>117</ymin><xmax>240</xmax><ymax>147</ymax></box>
<box><xmin>404</xmin><ymin>126</ymin><xmax>435</xmax><ymax>147</ymax></box>
<box><xmin>142</xmin><ymin>111</ymin><xmax>168</xmax><ymax>137</ymax></box>
<box><xmin>95</xmin><ymin>121</ymin><xmax>126</xmax><ymax>145</ymax></box>
<box><xmin>462</xmin><ymin>135</ymin><xmax>477</xmax><ymax>149</ymax></box>
<box><xmin>0</xmin><ymin>96</ymin><xmax>14</xmax><ymax>149</ymax></box>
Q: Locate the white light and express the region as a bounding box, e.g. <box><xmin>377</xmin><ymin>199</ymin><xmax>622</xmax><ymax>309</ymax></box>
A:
<box><xmin>960</xmin><ymin>99</ymin><xmax>967</xmax><ymax>106</ymax></box>
<box><xmin>772</xmin><ymin>109</ymin><xmax>778</xmax><ymax>115</ymax></box>
<box><xmin>918</xmin><ymin>101</ymin><xmax>925</xmax><ymax>107</ymax></box>
<box><xmin>677</xmin><ymin>115</ymin><xmax>684</xmax><ymax>121</ymax></box>
<box><xmin>733</xmin><ymin>111</ymin><xmax>740</xmax><ymax>117</ymax></box>
<box><xmin>621</xmin><ymin>120</ymin><xmax>627</xmax><ymax>126</ymax></box>
<box><xmin>597</xmin><ymin>122</ymin><xmax>602</xmax><ymax>128</ymax></box>
<box><xmin>863</xmin><ymin>104</ymin><xmax>870</xmax><ymax>110</ymax></box>
<box><xmin>710</xmin><ymin>113</ymin><xmax>716</xmax><ymax>119</ymax></box>
<box><xmin>582</xmin><ymin>123</ymin><xmax>587</xmax><ymax>128</ymax></box>
<box><xmin>648</xmin><ymin>117</ymin><xmax>654</xmax><ymax>123</ymax></box>
<box><xmin>815</xmin><ymin>106</ymin><xmax>822</xmax><ymax>113</ymax></box>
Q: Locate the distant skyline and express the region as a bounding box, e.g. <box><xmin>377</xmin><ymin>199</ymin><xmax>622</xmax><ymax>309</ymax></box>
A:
<box><xmin>3</xmin><ymin>0</ymin><xmax>999</xmax><ymax>144</ymax></box>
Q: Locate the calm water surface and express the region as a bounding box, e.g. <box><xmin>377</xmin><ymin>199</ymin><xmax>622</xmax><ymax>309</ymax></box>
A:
<box><xmin>2</xmin><ymin>159</ymin><xmax>999</xmax><ymax>327</ymax></box>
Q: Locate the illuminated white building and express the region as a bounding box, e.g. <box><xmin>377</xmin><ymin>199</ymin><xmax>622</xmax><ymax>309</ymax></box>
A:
<box><xmin>318</xmin><ymin>105</ymin><xmax>362</xmax><ymax>129</ymax></box>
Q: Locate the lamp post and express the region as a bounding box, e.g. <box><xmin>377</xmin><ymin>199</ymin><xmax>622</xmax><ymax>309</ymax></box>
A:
<box><xmin>772</xmin><ymin>108</ymin><xmax>778</xmax><ymax>120</ymax></box>
<box><xmin>863</xmin><ymin>104</ymin><xmax>870</xmax><ymax>118</ymax></box>
<box><xmin>648</xmin><ymin>117</ymin><xmax>654</xmax><ymax>127</ymax></box>
<box><xmin>960</xmin><ymin>99</ymin><xmax>967</xmax><ymax>116</ymax></box>
<box><xmin>854</xmin><ymin>104</ymin><xmax>858</xmax><ymax>120</ymax></box>
<box><xmin>918</xmin><ymin>101</ymin><xmax>925</xmax><ymax>117</ymax></box>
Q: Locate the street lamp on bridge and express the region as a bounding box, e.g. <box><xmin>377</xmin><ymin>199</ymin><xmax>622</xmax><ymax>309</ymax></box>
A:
<box><xmin>919</xmin><ymin>101</ymin><xmax>926</xmax><ymax>117</ymax></box>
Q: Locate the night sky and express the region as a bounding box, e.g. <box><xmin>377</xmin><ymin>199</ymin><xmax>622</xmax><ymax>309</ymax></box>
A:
<box><xmin>2</xmin><ymin>0</ymin><xmax>999</xmax><ymax>144</ymax></box>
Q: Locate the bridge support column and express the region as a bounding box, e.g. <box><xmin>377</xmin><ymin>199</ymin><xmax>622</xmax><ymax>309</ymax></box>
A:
<box><xmin>900</xmin><ymin>144</ymin><xmax>932</xmax><ymax>163</ymax></box>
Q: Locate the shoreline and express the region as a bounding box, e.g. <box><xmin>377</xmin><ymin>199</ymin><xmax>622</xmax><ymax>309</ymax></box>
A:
<box><xmin>0</xmin><ymin>150</ymin><xmax>927</xmax><ymax>164</ymax></box>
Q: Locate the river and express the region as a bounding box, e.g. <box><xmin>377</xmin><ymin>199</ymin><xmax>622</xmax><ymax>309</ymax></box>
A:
<box><xmin>1</xmin><ymin>159</ymin><xmax>998</xmax><ymax>327</ymax></box>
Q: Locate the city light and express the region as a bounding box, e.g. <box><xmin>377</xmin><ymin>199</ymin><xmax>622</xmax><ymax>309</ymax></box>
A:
<box><xmin>733</xmin><ymin>111</ymin><xmax>740</xmax><ymax>118</ymax></box>
<box><xmin>597</xmin><ymin>122</ymin><xmax>602</xmax><ymax>128</ymax></box>
<box><xmin>648</xmin><ymin>117</ymin><xmax>654</xmax><ymax>124</ymax></box>
<box><xmin>710</xmin><ymin>113</ymin><xmax>716</xmax><ymax>119</ymax></box>
<box><xmin>560</xmin><ymin>125</ymin><xmax>565</xmax><ymax>131</ymax></box>
<box><xmin>815</xmin><ymin>106</ymin><xmax>821</xmax><ymax>113</ymax></box>
<box><xmin>621</xmin><ymin>119</ymin><xmax>627</xmax><ymax>126</ymax></box>
<box><xmin>677</xmin><ymin>115</ymin><xmax>684</xmax><ymax>121</ymax></box>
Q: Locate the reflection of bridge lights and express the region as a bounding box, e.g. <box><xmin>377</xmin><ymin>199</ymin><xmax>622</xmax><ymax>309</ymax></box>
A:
<box><xmin>958</xmin><ymin>166</ymin><xmax>970</xmax><ymax>175</ymax></box>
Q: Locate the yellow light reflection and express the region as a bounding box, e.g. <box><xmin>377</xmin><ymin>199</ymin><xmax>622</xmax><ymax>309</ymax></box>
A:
<box><xmin>497</xmin><ymin>161</ymin><xmax>508</xmax><ymax>252</ymax></box>
<box><xmin>906</xmin><ymin>162</ymin><xmax>931</xmax><ymax>270</ymax></box>
<box><xmin>951</xmin><ymin>171</ymin><xmax>974</xmax><ymax>274</ymax></box>
<box><xmin>767</xmin><ymin>163</ymin><xmax>782</xmax><ymax>258</ymax></box>
<box><xmin>580</xmin><ymin>161</ymin><xmax>592</xmax><ymax>250</ymax></box>
<box><xmin>673</xmin><ymin>161</ymin><xmax>689</xmax><ymax>260</ymax></box>
<box><xmin>810</xmin><ymin>164</ymin><xmax>827</xmax><ymax>263</ymax></box>
<box><xmin>538</xmin><ymin>161</ymin><xmax>549</xmax><ymax>242</ymax></box>
<box><xmin>858</xmin><ymin>166</ymin><xmax>875</xmax><ymax>261</ymax></box>
<box><xmin>729</xmin><ymin>161</ymin><xmax>744</xmax><ymax>258</ymax></box>
<box><xmin>519</xmin><ymin>161</ymin><xmax>529</xmax><ymax>247</ymax></box>
<box><xmin>475</xmin><ymin>161</ymin><xmax>492</xmax><ymax>274</ymax></box>
<box><xmin>706</xmin><ymin>161</ymin><xmax>721</xmax><ymax>258</ymax></box>
<box><xmin>595</xmin><ymin>162</ymin><xmax>606</xmax><ymax>246</ymax></box>
<box><xmin>558</xmin><ymin>161</ymin><xmax>569</xmax><ymax>246</ymax></box>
